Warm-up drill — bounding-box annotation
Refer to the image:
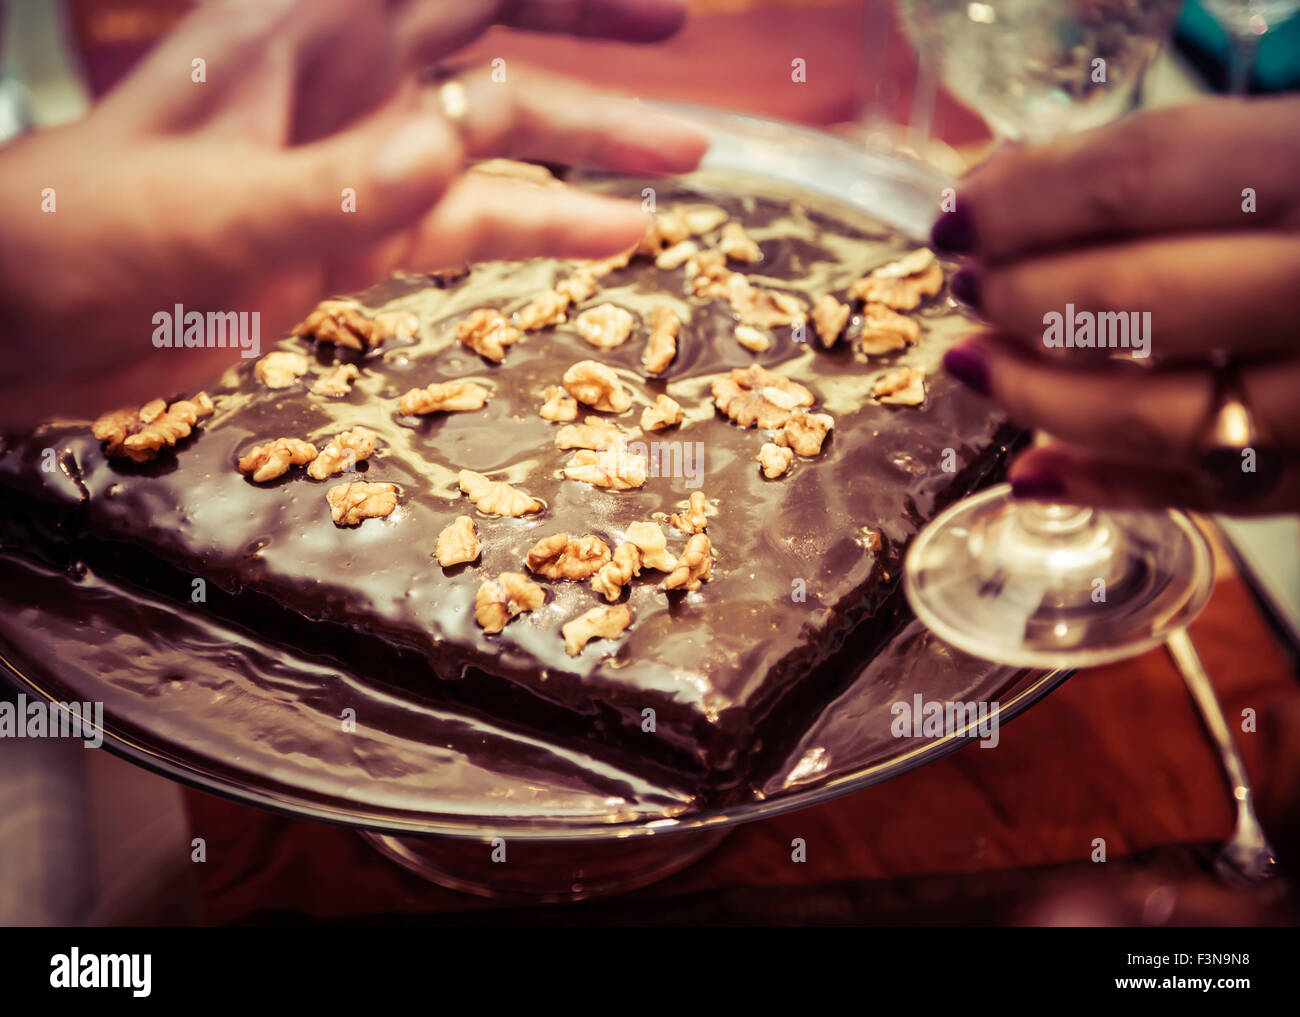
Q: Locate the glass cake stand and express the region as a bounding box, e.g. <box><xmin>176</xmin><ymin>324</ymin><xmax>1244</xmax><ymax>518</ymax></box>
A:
<box><xmin>0</xmin><ymin>108</ymin><xmax>1072</xmax><ymax>901</ymax></box>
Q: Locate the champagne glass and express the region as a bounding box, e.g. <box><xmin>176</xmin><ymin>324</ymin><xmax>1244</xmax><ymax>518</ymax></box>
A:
<box><xmin>1200</xmin><ymin>0</ymin><xmax>1300</xmax><ymax>94</ymax></box>
<box><xmin>895</xmin><ymin>1</ymin><xmax>1215</xmax><ymax>668</ymax></box>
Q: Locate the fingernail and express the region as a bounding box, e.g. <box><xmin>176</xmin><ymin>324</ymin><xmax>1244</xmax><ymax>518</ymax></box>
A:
<box><xmin>949</xmin><ymin>267</ymin><xmax>982</xmax><ymax>311</ymax></box>
<box><xmin>931</xmin><ymin>205</ymin><xmax>976</xmax><ymax>255</ymax></box>
<box><xmin>373</xmin><ymin>120</ymin><xmax>450</xmax><ymax>183</ymax></box>
<box><xmin>1011</xmin><ymin>471</ymin><xmax>1067</xmax><ymax>500</ymax></box>
<box><xmin>943</xmin><ymin>344</ymin><xmax>991</xmax><ymax>396</ymax></box>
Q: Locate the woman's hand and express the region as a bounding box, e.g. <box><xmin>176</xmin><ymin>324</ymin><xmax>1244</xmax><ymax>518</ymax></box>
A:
<box><xmin>932</xmin><ymin>96</ymin><xmax>1300</xmax><ymax>514</ymax></box>
<box><xmin>0</xmin><ymin>0</ymin><xmax>707</xmax><ymax>425</ymax></box>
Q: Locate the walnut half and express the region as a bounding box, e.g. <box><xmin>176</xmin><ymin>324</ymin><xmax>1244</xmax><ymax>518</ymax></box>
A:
<box><xmin>562</xmin><ymin>604</ymin><xmax>633</xmax><ymax>657</ymax></box>
<box><xmin>458</xmin><ymin>469</ymin><xmax>542</xmax><ymax>517</ymax></box>
<box><xmin>312</xmin><ymin>363</ymin><xmax>360</xmax><ymax>397</ymax></box>
<box><xmin>642</xmin><ymin>306</ymin><xmax>680</xmax><ymax>375</ymax></box>
<box><xmin>539</xmin><ymin>385</ymin><xmax>579</xmax><ymax>422</ymax></box>
<box><xmin>590</xmin><ymin>543</ymin><xmax>642</xmax><ymax>602</ymax></box>
<box><xmin>669</xmin><ymin>491</ymin><xmax>709</xmax><ymax>534</ymax></box>
<box><xmin>662</xmin><ymin>533</ymin><xmax>714</xmax><ymax>591</ymax></box>
<box><xmin>456</xmin><ymin>309</ymin><xmax>521</xmax><ymax>363</ymax></box>
<box><xmin>776</xmin><ymin>409</ymin><xmax>834</xmax><ymax>457</ymax></box>
<box><xmin>850</xmin><ymin>249</ymin><xmax>944</xmax><ymax>311</ymax></box>
<box><xmin>562</xmin><ymin>446</ymin><xmax>648</xmax><ymax>490</ymax></box>
<box><xmin>562</xmin><ymin>360</ymin><xmax>632</xmax><ymax>414</ymax></box>
<box><xmin>758</xmin><ymin>442</ymin><xmax>794</xmax><ymax>479</ymax></box>
<box><xmin>435</xmin><ymin>515</ymin><xmax>481</xmax><ymax>567</ymax></box>
<box><xmin>525</xmin><ymin>533</ymin><xmax>612</xmax><ymax>580</ymax></box>
<box><xmin>711</xmin><ymin>366</ymin><xmax>814</xmax><ymax>429</ymax></box>
<box><xmin>574</xmin><ymin>304</ymin><xmax>634</xmax><ymax>351</ymax></box>
<box><xmin>92</xmin><ymin>391</ymin><xmax>215</xmax><ymax>463</ymax></box>
<box><xmin>398</xmin><ymin>380</ymin><xmax>490</xmax><ymax>416</ymax></box>
<box><xmin>238</xmin><ymin>437</ymin><xmax>317</xmax><ymax>483</ymax></box>
<box><xmin>308</xmin><ymin>427</ymin><xmax>377</xmax><ymax>480</ymax></box>
<box><xmin>640</xmin><ymin>394</ymin><xmax>682</xmax><ymax>432</ymax></box>
<box><xmin>255</xmin><ymin>351</ymin><xmax>309</xmax><ymax>390</ymax></box>
<box><xmin>474</xmin><ymin>572</ymin><xmax>545</xmax><ymax>634</ymax></box>
<box><xmin>326</xmin><ymin>481</ymin><xmax>398</xmax><ymax>526</ymax></box>
<box><xmin>873</xmin><ymin>366</ymin><xmax>927</xmax><ymax>406</ymax></box>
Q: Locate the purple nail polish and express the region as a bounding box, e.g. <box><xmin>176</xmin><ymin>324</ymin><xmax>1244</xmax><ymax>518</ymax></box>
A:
<box><xmin>943</xmin><ymin>345</ymin><xmax>991</xmax><ymax>396</ymax></box>
<box><xmin>949</xmin><ymin>267</ymin><xmax>982</xmax><ymax>311</ymax></box>
<box><xmin>1011</xmin><ymin>472</ymin><xmax>1067</xmax><ymax>500</ymax></box>
<box><xmin>931</xmin><ymin>205</ymin><xmax>975</xmax><ymax>255</ymax></box>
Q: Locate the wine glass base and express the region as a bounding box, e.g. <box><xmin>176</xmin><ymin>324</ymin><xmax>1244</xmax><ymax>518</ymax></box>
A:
<box><xmin>360</xmin><ymin>828</ymin><xmax>730</xmax><ymax>902</ymax></box>
<box><xmin>904</xmin><ymin>485</ymin><xmax>1213</xmax><ymax>668</ymax></box>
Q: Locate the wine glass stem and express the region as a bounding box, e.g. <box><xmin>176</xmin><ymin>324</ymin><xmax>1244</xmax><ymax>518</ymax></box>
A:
<box><xmin>1227</xmin><ymin>29</ymin><xmax>1259</xmax><ymax>95</ymax></box>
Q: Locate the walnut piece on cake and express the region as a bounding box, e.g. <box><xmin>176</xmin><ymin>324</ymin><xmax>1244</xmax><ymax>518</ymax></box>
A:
<box><xmin>777</xmin><ymin>409</ymin><xmax>834</xmax><ymax>456</ymax></box>
<box><xmin>525</xmin><ymin>533</ymin><xmax>612</xmax><ymax>580</ymax></box>
<box><xmin>92</xmin><ymin>391</ymin><xmax>215</xmax><ymax>463</ymax></box>
<box><xmin>309</xmin><ymin>426</ymin><xmax>377</xmax><ymax>480</ymax></box>
<box><xmin>554</xmin><ymin>415</ymin><xmax>625</xmax><ymax>451</ymax></box>
<box><xmin>556</xmin><ymin>272</ymin><xmax>598</xmax><ymax>304</ymax></box>
<box><xmin>850</xmin><ymin>249</ymin><xmax>944</xmax><ymax>311</ymax></box>
<box><xmin>811</xmin><ymin>294</ymin><xmax>850</xmax><ymax>347</ymax></box>
<box><xmin>590</xmin><ymin>543</ymin><xmax>642</xmax><ymax>601</ymax></box>
<box><xmin>562</xmin><ymin>360</ymin><xmax>632</xmax><ymax>414</ymax></box>
<box><xmin>539</xmin><ymin>385</ymin><xmax>579</xmax><ymax>422</ymax></box>
<box><xmin>859</xmin><ymin>303</ymin><xmax>922</xmax><ymax>354</ymax></box>
<box><xmin>326</xmin><ymin>481</ymin><xmax>397</xmax><ymax>526</ymax></box>
<box><xmin>293</xmin><ymin>299</ymin><xmax>416</xmax><ymax>350</ymax></box>
<box><xmin>458</xmin><ymin>469</ymin><xmax>542</xmax><ymax>517</ymax></box>
<box><xmin>662</xmin><ymin>533</ymin><xmax>714</xmax><ymax>591</ymax></box>
<box><xmin>655</xmin><ymin>239</ymin><xmax>698</xmax><ymax>270</ymax></box>
<box><xmin>474</xmin><ymin>572</ymin><xmax>545</xmax><ymax>634</ymax></box>
<box><xmin>562</xmin><ymin>447</ymin><xmax>647</xmax><ymax>490</ymax></box>
<box><xmin>682</xmin><ymin>204</ymin><xmax>729</xmax><ymax>235</ymax></box>
<box><xmin>312</xmin><ymin>363</ymin><xmax>360</xmax><ymax>397</ymax></box>
<box><xmin>624</xmin><ymin>521</ymin><xmax>677</xmax><ymax>572</ymax></box>
<box><xmin>456</xmin><ymin>308</ymin><xmax>521</xmax><ymax>363</ymax></box>
<box><xmin>669</xmin><ymin>491</ymin><xmax>709</xmax><ymax>534</ymax></box>
<box><xmin>734</xmin><ymin>324</ymin><xmax>771</xmax><ymax>353</ymax></box>
<box><xmin>873</xmin><ymin>366</ymin><xmax>927</xmax><ymax>406</ymax></box>
<box><xmin>515</xmin><ymin>289</ymin><xmax>570</xmax><ymax>331</ymax></box>
<box><xmin>642</xmin><ymin>307</ymin><xmax>680</xmax><ymax>375</ymax></box>
<box><xmin>718</xmin><ymin>221</ymin><xmax>762</xmax><ymax>263</ymax></box>
<box><xmin>562</xmin><ymin>604</ymin><xmax>633</xmax><ymax>657</ymax></box>
<box><xmin>712</xmin><ymin>366</ymin><xmax>814</xmax><ymax>429</ymax></box>
<box><xmin>573</xmin><ymin>304</ymin><xmax>635</xmax><ymax>350</ymax></box>
<box><xmin>730</xmin><ymin>283</ymin><xmax>802</xmax><ymax>329</ymax></box>
<box><xmin>435</xmin><ymin>515</ymin><xmax>481</xmax><ymax>567</ymax></box>
<box><xmin>758</xmin><ymin>442</ymin><xmax>794</xmax><ymax>479</ymax></box>
<box><xmin>685</xmin><ymin>248</ymin><xmax>733</xmax><ymax>298</ymax></box>
<box><xmin>398</xmin><ymin>380</ymin><xmax>490</xmax><ymax>415</ymax></box>
<box><xmin>640</xmin><ymin>394</ymin><xmax>682</xmax><ymax>432</ymax></box>
<box><xmin>237</xmin><ymin>437</ymin><xmax>318</xmax><ymax>483</ymax></box>
<box><xmin>255</xmin><ymin>351</ymin><xmax>309</xmax><ymax>390</ymax></box>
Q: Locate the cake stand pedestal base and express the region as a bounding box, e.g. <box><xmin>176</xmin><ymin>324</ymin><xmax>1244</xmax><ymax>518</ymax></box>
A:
<box><xmin>361</xmin><ymin>828</ymin><xmax>731</xmax><ymax>902</ymax></box>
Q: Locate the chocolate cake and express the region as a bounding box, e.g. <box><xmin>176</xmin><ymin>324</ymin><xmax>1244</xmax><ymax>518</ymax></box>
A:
<box><xmin>0</xmin><ymin>170</ymin><xmax>1015</xmax><ymax>799</ymax></box>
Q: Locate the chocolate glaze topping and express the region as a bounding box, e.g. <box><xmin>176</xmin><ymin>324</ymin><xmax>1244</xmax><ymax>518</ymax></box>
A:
<box><xmin>0</xmin><ymin>173</ymin><xmax>1015</xmax><ymax>797</ymax></box>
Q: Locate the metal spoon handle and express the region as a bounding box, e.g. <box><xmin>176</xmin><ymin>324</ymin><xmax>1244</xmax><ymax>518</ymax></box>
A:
<box><xmin>1165</xmin><ymin>627</ymin><xmax>1278</xmax><ymax>884</ymax></box>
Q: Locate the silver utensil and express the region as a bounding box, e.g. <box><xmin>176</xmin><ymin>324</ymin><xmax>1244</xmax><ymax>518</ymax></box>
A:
<box><xmin>1165</xmin><ymin>627</ymin><xmax>1279</xmax><ymax>886</ymax></box>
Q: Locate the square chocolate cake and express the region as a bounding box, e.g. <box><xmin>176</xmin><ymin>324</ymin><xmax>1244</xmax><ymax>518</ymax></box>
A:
<box><xmin>0</xmin><ymin>170</ymin><xmax>1014</xmax><ymax>798</ymax></box>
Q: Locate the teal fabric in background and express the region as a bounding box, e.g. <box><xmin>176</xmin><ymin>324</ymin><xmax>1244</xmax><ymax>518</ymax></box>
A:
<box><xmin>1178</xmin><ymin>2</ymin><xmax>1300</xmax><ymax>92</ymax></box>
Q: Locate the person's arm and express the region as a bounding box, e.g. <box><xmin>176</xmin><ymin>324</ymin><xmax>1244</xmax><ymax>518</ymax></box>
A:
<box><xmin>0</xmin><ymin>0</ymin><xmax>707</xmax><ymax>426</ymax></box>
<box><xmin>930</xmin><ymin>96</ymin><xmax>1300</xmax><ymax>513</ymax></box>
